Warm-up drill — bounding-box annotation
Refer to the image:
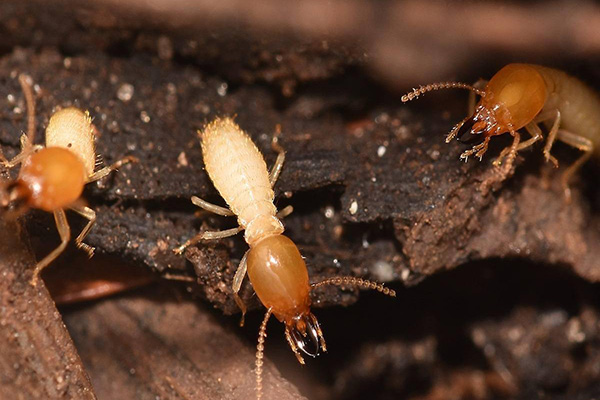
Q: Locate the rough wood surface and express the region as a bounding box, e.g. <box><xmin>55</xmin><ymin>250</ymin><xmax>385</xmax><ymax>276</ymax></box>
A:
<box><xmin>1</xmin><ymin>0</ymin><xmax>600</xmax><ymax>399</ymax></box>
<box><xmin>63</xmin><ymin>288</ymin><xmax>305</xmax><ymax>400</ymax></box>
<box><xmin>0</xmin><ymin>215</ymin><xmax>96</xmax><ymax>399</ymax></box>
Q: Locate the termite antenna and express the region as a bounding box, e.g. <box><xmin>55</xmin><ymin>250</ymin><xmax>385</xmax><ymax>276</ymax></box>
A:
<box><xmin>18</xmin><ymin>74</ymin><xmax>36</xmax><ymax>149</ymax></box>
<box><xmin>401</xmin><ymin>82</ymin><xmax>486</xmax><ymax>103</ymax></box>
<box><xmin>256</xmin><ymin>308</ymin><xmax>272</xmax><ymax>400</ymax></box>
<box><xmin>311</xmin><ymin>276</ymin><xmax>396</xmax><ymax>297</ymax></box>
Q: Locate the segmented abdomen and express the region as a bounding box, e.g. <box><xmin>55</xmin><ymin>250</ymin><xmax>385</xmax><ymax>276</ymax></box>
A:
<box><xmin>536</xmin><ymin>66</ymin><xmax>600</xmax><ymax>156</ymax></box>
<box><xmin>200</xmin><ymin>118</ymin><xmax>277</xmax><ymax>229</ymax></box>
<box><xmin>45</xmin><ymin>107</ymin><xmax>96</xmax><ymax>176</ymax></box>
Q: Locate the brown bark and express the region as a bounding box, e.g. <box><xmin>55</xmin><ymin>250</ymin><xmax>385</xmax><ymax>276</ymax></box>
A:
<box><xmin>0</xmin><ymin>215</ymin><xmax>96</xmax><ymax>399</ymax></box>
<box><xmin>1</xmin><ymin>1</ymin><xmax>600</xmax><ymax>399</ymax></box>
<box><xmin>63</xmin><ymin>289</ymin><xmax>305</xmax><ymax>400</ymax></box>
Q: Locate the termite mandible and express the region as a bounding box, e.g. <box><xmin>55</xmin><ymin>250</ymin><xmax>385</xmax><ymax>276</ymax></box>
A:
<box><xmin>0</xmin><ymin>75</ymin><xmax>137</xmax><ymax>285</ymax></box>
<box><xmin>402</xmin><ymin>63</ymin><xmax>600</xmax><ymax>199</ymax></box>
<box><xmin>173</xmin><ymin>117</ymin><xmax>395</xmax><ymax>399</ymax></box>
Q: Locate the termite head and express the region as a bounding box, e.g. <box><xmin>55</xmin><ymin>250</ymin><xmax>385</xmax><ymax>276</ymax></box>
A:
<box><xmin>448</xmin><ymin>103</ymin><xmax>504</xmax><ymax>146</ymax></box>
<box><xmin>17</xmin><ymin>147</ymin><xmax>87</xmax><ymax>212</ymax></box>
<box><xmin>251</xmin><ymin>245</ymin><xmax>397</xmax><ymax>400</ymax></box>
<box><xmin>247</xmin><ymin>234</ymin><xmax>325</xmax><ymax>362</ymax></box>
<box><xmin>286</xmin><ymin>311</ymin><xmax>323</xmax><ymax>359</ymax></box>
<box><xmin>454</xmin><ymin>115</ymin><xmax>486</xmax><ymax>144</ymax></box>
<box><xmin>402</xmin><ymin>64</ymin><xmax>547</xmax><ymax>152</ymax></box>
<box><xmin>451</xmin><ymin>65</ymin><xmax>548</xmax><ymax>148</ymax></box>
<box><xmin>484</xmin><ymin>64</ymin><xmax>547</xmax><ymax>131</ymax></box>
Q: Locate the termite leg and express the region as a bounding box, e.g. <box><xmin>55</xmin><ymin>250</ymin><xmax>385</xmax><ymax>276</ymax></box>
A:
<box><xmin>555</xmin><ymin>129</ymin><xmax>593</xmax><ymax>201</ymax></box>
<box><xmin>208</xmin><ymin>228</ymin><xmax>241</xmax><ymax>240</ymax></box>
<box><xmin>503</xmin><ymin>131</ymin><xmax>521</xmax><ymax>172</ymax></box>
<box><xmin>521</xmin><ymin>123</ymin><xmax>544</xmax><ymax>150</ymax></box>
<box><xmin>459</xmin><ymin>137</ymin><xmax>490</xmax><ymax>162</ymax></box>
<box><xmin>191</xmin><ymin>195</ymin><xmax>234</xmax><ymax>217</ymax></box>
<box><xmin>471</xmin><ymin>329</ymin><xmax>518</xmax><ymax>391</ymax></box>
<box><xmin>276</xmin><ymin>205</ymin><xmax>293</xmax><ymax>219</ymax></box>
<box><xmin>284</xmin><ymin>326</ymin><xmax>306</xmax><ymax>365</ymax></box>
<box><xmin>69</xmin><ymin>204</ymin><xmax>96</xmax><ymax>258</ymax></box>
<box><xmin>95</xmin><ymin>154</ymin><xmax>105</xmax><ymax>171</ymax></box>
<box><xmin>474</xmin><ymin>138</ymin><xmax>491</xmax><ymax>159</ymax></box>
<box><xmin>161</xmin><ymin>273</ymin><xmax>197</xmax><ymax>282</ymax></box>
<box><xmin>87</xmin><ymin>155</ymin><xmax>138</xmax><ymax>182</ymax></box>
<box><xmin>269</xmin><ymin>125</ymin><xmax>285</xmax><ymax>187</ymax></box>
<box><xmin>31</xmin><ymin>208</ymin><xmax>70</xmax><ymax>286</ymax></box>
<box><xmin>492</xmin><ymin>131</ymin><xmax>521</xmax><ymax>173</ymax></box>
<box><xmin>232</xmin><ymin>251</ymin><xmax>248</xmax><ymax>326</ymax></box>
<box><xmin>0</xmin><ymin>146</ymin><xmax>33</xmax><ymax>168</ymax></box>
<box><xmin>173</xmin><ymin>226</ymin><xmax>243</xmax><ymax>255</ymax></box>
<box><xmin>540</xmin><ymin>110</ymin><xmax>561</xmax><ymax>168</ymax></box>
<box><xmin>533</xmin><ymin>109</ymin><xmax>559</xmax><ymax>123</ymax></box>
<box><xmin>468</xmin><ymin>79</ymin><xmax>488</xmax><ymax>114</ymax></box>
<box><xmin>495</xmin><ymin>122</ymin><xmax>544</xmax><ymax>163</ymax></box>
<box><xmin>0</xmin><ymin>135</ymin><xmax>43</xmax><ymax>168</ymax></box>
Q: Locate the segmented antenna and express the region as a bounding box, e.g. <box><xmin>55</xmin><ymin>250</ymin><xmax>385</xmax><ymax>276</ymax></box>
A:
<box><xmin>401</xmin><ymin>82</ymin><xmax>486</xmax><ymax>102</ymax></box>
<box><xmin>18</xmin><ymin>74</ymin><xmax>36</xmax><ymax>149</ymax></box>
<box><xmin>311</xmin><ymin>276</ymin><xmax>396</xmax><ymax>297</ymax></box>
<box><xmin>256</xmin><ymin>308</ymin><xmax>273</xmax><ymax>400</ymax></box>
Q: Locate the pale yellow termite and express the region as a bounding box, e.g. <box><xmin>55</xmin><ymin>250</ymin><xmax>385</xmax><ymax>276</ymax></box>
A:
<box><xmin>0</xmin><ymin>75</ymin><xmax>137</xmax><ymax>285</ymax></box>
<box><xmin>174</xmin><ymin>117</ymin><xmax>395</xmax><ymax>399</ymax></box>
<box><xmin>402</xmin><ymin>63</ymin><xmax>600</xmax><ymax>199</ymax></box>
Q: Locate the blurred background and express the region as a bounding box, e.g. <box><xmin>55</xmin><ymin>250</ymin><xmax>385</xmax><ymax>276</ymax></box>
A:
<box><xmin>2</xmin><ymin>1</ymin><xmax>600</xmax><ymax>399</ymax></box>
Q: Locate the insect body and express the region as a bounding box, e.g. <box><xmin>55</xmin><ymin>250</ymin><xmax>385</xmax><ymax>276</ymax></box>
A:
<box><xmin>402</xmin><ymin>63</ymin><xmax>600</xmax><ymax>198</ymax></box>
<box><xmin>174</xmin><ymin>118</ymin><xmax>395</xmax><ymax>399</ymax></box>
<box><xmin>0</xmin><ymin>75</ymin><xmax>136</xmax><ymax>285</ymax></box>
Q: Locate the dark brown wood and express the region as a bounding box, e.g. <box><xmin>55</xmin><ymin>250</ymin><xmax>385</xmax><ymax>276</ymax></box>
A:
<box><xmin>1</xmin><ymin>1</ymin><xmax>600</xmax><ymax>398</ymax></box>
<box><xmin>63</xmin><ymin>288</ymin><xmax>305</xmax><ymax>400</ymax></box>
<box><xmin>0</xmin><ymin>215</ymin><xmax>97</xmax><ymax>399</ymax></box>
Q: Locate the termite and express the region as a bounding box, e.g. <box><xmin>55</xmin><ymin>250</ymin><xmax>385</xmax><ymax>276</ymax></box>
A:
<box><xmin>173</xmin><ymin>117</ymin><xmax>395</xmax><ymax>399</ymax></box>
<box><xmin>0</xmin><ymin>75</ymin><xmax>137</xmax><ymax>285</ymax></box>
<box><xmin>401</xmin><ymin>63</ymin><xmax>600</xmax><ymax>199</ymax></box>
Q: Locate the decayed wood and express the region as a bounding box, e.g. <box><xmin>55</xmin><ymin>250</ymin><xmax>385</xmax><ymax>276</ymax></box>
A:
<box><xmin>0</xmin><ymin>43</ymin><xmax>598</xmax><ymax>313</ymax></box>
<box><xmin>0</xmin><ymin>214</ymin><xmax>96</xmax><ymax>399</ymax></box>
<box><xmin>1</xmin><ymin>1</ymin><xmax>600</xmax><ymax>398</ymax></box>
<box><xmin>63</xmin><ymin>288</ymin><xmax>306</xmax><ymax>400</ymax></box>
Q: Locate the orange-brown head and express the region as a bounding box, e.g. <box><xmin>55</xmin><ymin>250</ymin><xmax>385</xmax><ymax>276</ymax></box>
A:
<box><xmin>454</xmin><ymin>64</ymin><xmax>547</xmax><ymax>145</ymax></box>
<box><xmin>401</xmin><ymin>63</ymin><xmax>548</xmax><ymax>150</ymax></box>
<box><xmin>247</xmin><ymin>234</ymin><xmax>324</xmax><ymax>359</ymax></box>
<box><xmin>484</xmin><ymin>64</ymin><xmax>547</xmax><ymax>129</ymax></box>
<box><xmin>248</xmin><ymin>235</ymin><xmax>397</xmax><ymax>399</ymax></box>
<box><xmin>15</xmin><ymin>147</ymin><xmax>87</xmax><ymax>212</ymax></box>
